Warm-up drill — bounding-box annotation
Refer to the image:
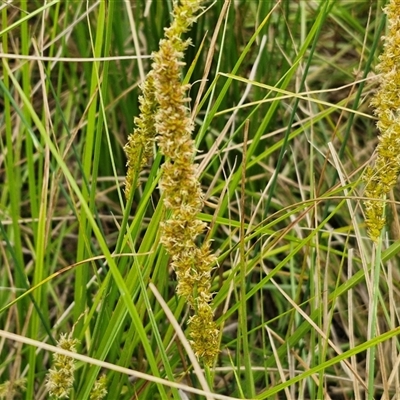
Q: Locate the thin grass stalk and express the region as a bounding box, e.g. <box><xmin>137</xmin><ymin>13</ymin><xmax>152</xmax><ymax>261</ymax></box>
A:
<box><xmin>366</xmin><ymin>240</ymin><xmax>383</xmax><ymax>399</ymax></box>
<box><xmin>239</xmin><ymin>121</ymin><xmax>255</xmax><ymax>397</ymax></box>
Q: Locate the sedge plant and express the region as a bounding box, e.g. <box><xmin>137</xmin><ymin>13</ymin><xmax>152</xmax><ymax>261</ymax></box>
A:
<box><xmin>1</xmin><ymin>1</ymin><xmax>400</xmax><ymax>400</ymax></box>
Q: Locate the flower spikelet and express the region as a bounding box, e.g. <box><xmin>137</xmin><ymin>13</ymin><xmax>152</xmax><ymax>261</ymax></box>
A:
<box><xmin>188</xmin><ymin>301</ymin><xmax>220</xmax><ymax>366</ymax></box>
<box><xmin>0</xmin><ymin>378</ymin><xmax>26</xmax><ymax>399</ymax></box>
<box><xmin>364</xmin><ymin>0</ymin><xmax>400</xmax><ymax>241</ymax></box>
<box><xmin>151</xmin><ymin>0</ymin><xmax>220</xmax><ymax>365</ymax></box>
<box><xmin>89</xmin><ymin>375</ymin><xmax>107</xmax><ymax>400</ymax></box>
<box><xmin>45</xmin><ymin>333</ymin><xmax>79</xmax><ymax>399</ymax></box>
<box><xmin>124</xmin><ymin>72</ymin><xmax>158</xmax><ymax>199</ymax></box>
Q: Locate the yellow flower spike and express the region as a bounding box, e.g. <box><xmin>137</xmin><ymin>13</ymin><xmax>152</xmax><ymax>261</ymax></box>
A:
<box><xmin>124</xmin><ymin>0</ymin><xmax>219</xmax><ymax>365</ymax></box>
<box><xmin>153</xmin><ymin>0</ymin><xmax>219</xmax><ymax>365</ymax></box>
<box><xmin>364</xmin><ymin>0</ymin><xmax>400</xmax><ymax>241</ymax></box>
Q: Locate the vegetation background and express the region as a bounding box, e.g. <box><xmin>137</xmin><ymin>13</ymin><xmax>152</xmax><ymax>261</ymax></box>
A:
<box><xmin>1</xmin><ymin>0</ymin><xmax>399</xmax><ymax>399</ymax></box>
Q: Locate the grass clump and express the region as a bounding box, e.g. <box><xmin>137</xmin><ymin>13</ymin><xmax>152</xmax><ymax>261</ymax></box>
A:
<box><xmin>1</xmin><ymin>1</ymin><xmax>400</xmax><ymax>399</ymax></box>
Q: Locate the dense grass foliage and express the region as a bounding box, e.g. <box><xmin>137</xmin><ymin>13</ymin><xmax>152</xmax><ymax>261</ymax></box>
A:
<box><xmin>1</xmin><ymin>1</ymin><xmax>399</xmax><ymax>399</ymax></box>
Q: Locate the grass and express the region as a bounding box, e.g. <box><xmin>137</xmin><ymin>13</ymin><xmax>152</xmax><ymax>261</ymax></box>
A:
<box><xmin>1</xmin><ymin>0</ymin><xmax>399</xmax><ymax>399</ymax></box>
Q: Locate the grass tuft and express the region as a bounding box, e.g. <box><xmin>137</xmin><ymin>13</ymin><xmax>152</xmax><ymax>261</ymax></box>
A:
<box><xmin>1</xmin><ymin>1</ymin><xmax>399</xmax><ymax>399</ymax></box>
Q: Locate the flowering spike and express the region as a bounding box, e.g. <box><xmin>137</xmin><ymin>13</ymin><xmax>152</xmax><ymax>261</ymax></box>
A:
<box><xmin>364</xmin><ymin>0</ymin><xmax>400</xmax><ymax>241</ymax></box>
<box><xmin>124</xmin><ymin>0</ymin><xmax>220</xmax><ymax>365</ymax></box>
<box><xmin>124</xmin><ymin>73</ymin><xmax>158</xmax><ymax>199</ymax></box>
<box><xmin>152</xmin><ymin>0</ymin><xmax>220</xmax><ymax>365</ymax></box>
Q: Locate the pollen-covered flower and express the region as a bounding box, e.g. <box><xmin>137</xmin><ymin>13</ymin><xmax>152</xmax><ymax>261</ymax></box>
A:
<box><xmin>364</xmin><ymin>0</ymin><xmax>400</xmax><ymax>241</ymax></box>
